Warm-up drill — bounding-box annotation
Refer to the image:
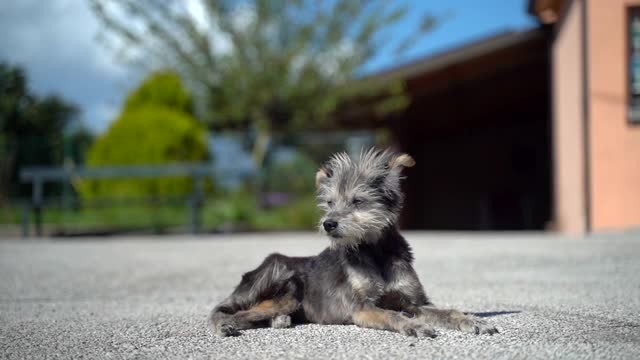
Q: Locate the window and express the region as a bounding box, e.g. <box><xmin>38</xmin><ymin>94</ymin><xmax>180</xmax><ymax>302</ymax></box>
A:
<box><xmin>628</xmin><ymin>7</ymin><xmax>640</xmax><ymax>124</ymax></box>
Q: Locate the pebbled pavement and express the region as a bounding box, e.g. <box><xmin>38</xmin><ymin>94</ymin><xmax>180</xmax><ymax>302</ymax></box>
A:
<box><xmin>1</xmin><ymin>231</ymin><xmax>639</xmax><ymax>359</ymax></box>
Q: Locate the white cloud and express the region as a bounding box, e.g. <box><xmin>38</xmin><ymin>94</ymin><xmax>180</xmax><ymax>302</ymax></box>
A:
<box><xmin>0</xmin><ymin>0</ymin><xmax>138</xmax><ymax>133</ymax></box>
<box><xmin>0</xmin><ymin>0</ymin><xmax>125</xmax><ymax>77</ymax></box>
<box><xmin>184</xmin><ymin>0</ymin><xmax>232</xmax><ymax>55</ymax></box>
<box><xmin>186</xmin><ymin>0</ymin><xmax>209</xmax><ymax>32</ymax></box>
<box><xmin>0</xmin><ymin>0</ymin><xmax>250</xmax><ymax>134</ymax></box>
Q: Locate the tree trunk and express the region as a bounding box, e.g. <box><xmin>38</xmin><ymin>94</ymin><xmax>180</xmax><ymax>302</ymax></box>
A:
<box><xmin>252</xmin><ymin>130</ymin><xmax>272</xmax><ymax>209</ymax></box>
<box><xmin>0</xmin><ymin>145</ymin><xmax>17</xmax><ymax>205</ymax></box>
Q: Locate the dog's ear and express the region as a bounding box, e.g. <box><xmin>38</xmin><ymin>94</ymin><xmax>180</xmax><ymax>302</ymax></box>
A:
<box><xmin>388</xmin><ymin>153</ymin><xmax>415</xmax><ymax>170</ymax></box>
<box><xmin>315</xmin><ymin>163</ymin><xmax>332</xmax><ymax>188</ymax></box>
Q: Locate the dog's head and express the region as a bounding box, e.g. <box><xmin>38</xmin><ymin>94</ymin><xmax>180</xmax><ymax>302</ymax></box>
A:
<box><xmin>315</xmin><ymin>148</ymin><xmax>414</xmax><ymax>248</ymax></box>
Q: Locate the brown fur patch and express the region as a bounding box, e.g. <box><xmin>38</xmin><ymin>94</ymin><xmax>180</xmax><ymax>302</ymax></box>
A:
<box><xmin>389</xmin><ymin>153</ymin><xmax>415</xmax><ymax>169</ymax></box>
<box><xmin>248</xmin><ymin>297</ymin><xmax>298</xmax><ymax>316</ymax></box>
<box><xmin>417</xmin><ymin>307</ymin><xmax>467</xmax><ymax>327</ymax></box>
<box><xmin>253</xmin><ymin>300</ymin><xmax>275</xmax><ymax>311</ymax></box>
<box><xmin>315</xmin><ymin>167</ymin><xmax>329</xmax><ymax>188</ymax></box>
<box><xmin>228</xmin><ymin>297</ymin><xmax>299</xmax><ymax>326</ymax></box>
<box><xmin>352</xmin><ymin>309</ymin><xmax>394</xmax><ymax>330</ymax></box>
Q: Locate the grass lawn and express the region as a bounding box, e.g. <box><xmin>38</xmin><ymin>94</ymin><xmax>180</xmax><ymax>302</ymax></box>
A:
<box><xmin>0</xmin><ymin>192</ymin><xmax>320</xmax><ymax>235</ymax></box>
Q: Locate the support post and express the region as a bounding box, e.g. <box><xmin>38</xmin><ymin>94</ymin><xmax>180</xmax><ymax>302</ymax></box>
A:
<box><xmin>32</xmin><ymin>179</ymin><xmax>43</xmax><ymax>237</ymax></box>
<box><xmin>21</xmin><ymin>202</ymin><xmax>30</xmax><ymax>238</ymax></box>
<box><xmin>189</xmin><ymin>176</ymin><xmax>204</xmax><ymax>234</ymax></box>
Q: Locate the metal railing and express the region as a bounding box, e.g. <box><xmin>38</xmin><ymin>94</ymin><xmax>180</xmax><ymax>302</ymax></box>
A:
<box><xmin>19</xmin><ymin>163</ymin><xmax>215</xmax><ymax>237</ymax></box>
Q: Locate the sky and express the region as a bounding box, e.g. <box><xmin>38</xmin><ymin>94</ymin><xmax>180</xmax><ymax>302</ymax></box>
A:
<box><xmin>0</xmin><ymin>0</ymin><xmax>537</xmax><ymax>135</ymax></box>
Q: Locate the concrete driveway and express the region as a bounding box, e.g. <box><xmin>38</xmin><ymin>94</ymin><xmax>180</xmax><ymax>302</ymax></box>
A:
<box><xmin>1</xmin><ymin>231</ymin><xmax>639</xmax><ymax>359</ymax></box>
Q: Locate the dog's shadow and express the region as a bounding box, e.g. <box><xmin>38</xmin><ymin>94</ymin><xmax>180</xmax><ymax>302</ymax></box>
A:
<box><xmin>469</xmin><ymin>310</ymin><xmax>521</xmax><ymax>318</ymax></box>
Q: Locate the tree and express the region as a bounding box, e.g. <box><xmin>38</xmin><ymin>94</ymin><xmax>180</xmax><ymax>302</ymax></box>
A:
<box><xmin>88</xmin><ymin>0</ymin><xmax>437</xmax><ymax>168</ymax></box>
<box><xmin>123</xmin><ymin>70</ymin><xmax>194</xmax><ymax>115</ymax></box>
<box><xmin>81</xmin><ymin>70</ymin><xmax>209</xmax><ymax>199</ymax></box>
<box><xmin>66</xmin><ymin>126</ymin><xmax>95</xmax><ymax>166</ymax></box>
<box><xmin>0</xmin><ymin>62</ymin><xmax>79</xmax><ymax>201</ymax></box>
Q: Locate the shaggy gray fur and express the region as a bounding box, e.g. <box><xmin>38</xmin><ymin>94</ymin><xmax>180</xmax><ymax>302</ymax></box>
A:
<box><xmin>209</xmin><ymin>149</ymin><xmax>498</xmax><ymax>338</ymax></box>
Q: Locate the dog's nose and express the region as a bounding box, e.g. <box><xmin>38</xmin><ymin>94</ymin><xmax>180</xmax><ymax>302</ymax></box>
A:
<box><xmin>323</xmin><ymin>220</ymin><xmax>338</xmax><ymax>232</ymax></box>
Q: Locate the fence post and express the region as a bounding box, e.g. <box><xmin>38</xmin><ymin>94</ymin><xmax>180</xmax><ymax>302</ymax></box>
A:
<box><xmin>189</xmin><ymin>175</ymin><xmax>204</xmax><ymax>234</ymax></box>
<box><xmin>21</xmin><ymin>202</ymin><xmax>30</xmax><ymax>238</ymax></box>
<box><xmin>32</xmin><ymin>179</ymin><xmax>43</xmax><ymax>237</ymax></box>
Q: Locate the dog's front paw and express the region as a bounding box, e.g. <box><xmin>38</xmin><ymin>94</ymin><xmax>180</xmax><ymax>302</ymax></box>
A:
<box><xmin>271</xmin><ymin>315</ymin><xmax>292</xmax><ymax>329</ymax></box>
<box><xmin>400</xmin><ymin>323</ymin><xmax>437</xmax><ymax>338</ymax></box>
<box><xmin>458</xmin><ymin>317</ymin><xmax>499</xmax><ymax>335</ymax></box>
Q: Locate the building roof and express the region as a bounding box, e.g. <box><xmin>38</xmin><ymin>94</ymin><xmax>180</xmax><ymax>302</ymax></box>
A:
<box><xmin>337</xmin><ymin>27</ymin><xmax>548</xmax><ymax>129</ymax></box>
<box><xmin>528</xmin><ymin>0</ymin><xmax>567</xmax><ymax>24</ymax></box>
<box><xmin>362</xmin><ymin>28</ymin><xmax>545</xmax><ymax>85</ymax></box>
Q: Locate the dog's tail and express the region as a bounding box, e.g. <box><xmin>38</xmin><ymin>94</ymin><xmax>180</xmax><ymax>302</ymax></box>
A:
<box><xmin>209</xmin><ymin>253</ymin><xmax>296</xmax><ymax>336</ymax></box>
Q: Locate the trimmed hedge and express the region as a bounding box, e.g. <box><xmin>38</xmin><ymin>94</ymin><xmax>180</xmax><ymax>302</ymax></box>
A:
<box><xmin>123</xmin><ymin>71</ymin><xmax>194</xmax><ymax>115</ymax></box>
<box><xmin>80</xmin><ymin>71</ymin><xmax>209</xmax><ymax>199</ymax></box>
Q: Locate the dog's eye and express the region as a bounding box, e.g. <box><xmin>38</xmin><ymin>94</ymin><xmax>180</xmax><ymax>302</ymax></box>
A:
<box><xmin>352</xmin><ymin>198</ymin><xmax>362</xmax><ymax>206</ymax></box>
<box><xmin>327</xmin><ymin>200</ymin><xmax>333</xmax><ymax>206</ymax></box>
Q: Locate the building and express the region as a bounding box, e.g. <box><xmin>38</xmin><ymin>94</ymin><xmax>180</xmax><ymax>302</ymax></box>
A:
<box><xmin>533</xmin><ymin>0</ymin><xmax>640</xmax><ymax>233</ymax></box>
<box><xmin>351</xmin><ymin>0</ymin><xmax>640</xmax><ymax>233</ymax></box>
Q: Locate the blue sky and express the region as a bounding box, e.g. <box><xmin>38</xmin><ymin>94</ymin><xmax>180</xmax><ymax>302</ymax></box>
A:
<box><xmin>0</xmin><ymin>0</ymin><xmax>537</xmax><ymax>134</ymax></box>
<box><xmin>365</xmin><ymin>0</ymin><xmax>537</xmax><ymax>73</ymax></box>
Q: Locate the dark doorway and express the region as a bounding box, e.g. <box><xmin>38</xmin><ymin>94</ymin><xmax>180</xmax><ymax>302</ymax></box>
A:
<box><xmin>386</xmin><ymin>30</ymin><xmax>552</xmax><ymax>230</ymax></box>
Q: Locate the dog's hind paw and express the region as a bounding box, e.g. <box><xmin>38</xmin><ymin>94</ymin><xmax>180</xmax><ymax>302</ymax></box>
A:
<box><xmin>458</xmin><ymin>317</ymin><xmax>499</xmax><ymax>335</ymax></box>
<box><xmin>215</xmin><ymin>323</ymin><xmax>240</xmax><ymax>337</ymax></box>
<box><xmin>271</xmin><ymin>314</ymin><xmax>292</xmax><ymax>329</ymax></box>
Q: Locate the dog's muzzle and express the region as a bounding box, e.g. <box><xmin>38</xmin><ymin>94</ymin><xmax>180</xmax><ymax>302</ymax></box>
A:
<box><xmin>323</xmin><ymin>220</ymin><xmax>338</xmax><ymax>233</ymax></box>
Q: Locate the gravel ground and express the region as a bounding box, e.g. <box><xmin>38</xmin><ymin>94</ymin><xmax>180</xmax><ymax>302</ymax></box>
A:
<box><xmin>1</xmin><ymin>231</ymin><xmax>639</xmax><ymax>359</ymax></box>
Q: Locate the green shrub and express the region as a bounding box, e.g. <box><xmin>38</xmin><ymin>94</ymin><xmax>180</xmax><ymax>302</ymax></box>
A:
<box><xmin>202</xmin><ymin>191</ymin><xmax>319</xmax><ymax>231</ymax></box>
<box><xmin>201</xmin><ymin>190</ymin><xmax>256</xmax><ymax>229</ymax></box>
<box><xmin>123</xmin><ymin>71</ymin><xmax>194</xmax><ymax>115</ymax></box>
<box><xmin>81</xmin><ymin>106</ymin><xmax>209</xmax><ymax>199</ymax></box>
<box><xmin>249</xmin><ymin>194</ymin><xmax>320</xmax><ymax>230</ymax></box>
<box><xmin>80</xmin><ymin>70</ymin><xmax>210</xmax><ymax>200</ymax></box>
<box><xmin>265</xmin><ymin>152</ymin><xmax>317</xmax><ymax>195</ymax></box>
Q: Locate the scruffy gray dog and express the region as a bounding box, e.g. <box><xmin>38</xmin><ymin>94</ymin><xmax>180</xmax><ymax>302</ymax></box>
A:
<box><xmin>209</xmin><ymin>148</ymin><xmax>498</xmax><ymax>337</ymax></box>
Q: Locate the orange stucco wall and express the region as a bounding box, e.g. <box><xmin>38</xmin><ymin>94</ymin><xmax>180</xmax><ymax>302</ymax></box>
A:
<box><xmin>552</xmin><ymin>0</ymin><xmax>587</xmax><ymax>233</ymax></box>
<box><xmin>587</xmin><ymin>0</ymin><xmax>640</xmax><ymax>230</ymax></box>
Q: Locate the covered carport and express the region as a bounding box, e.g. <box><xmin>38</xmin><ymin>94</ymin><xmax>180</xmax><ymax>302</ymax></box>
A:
<box><xmin>356</xmin><ymin>29</ymin><xmax>553</xmax><ymax>230</ymax></box>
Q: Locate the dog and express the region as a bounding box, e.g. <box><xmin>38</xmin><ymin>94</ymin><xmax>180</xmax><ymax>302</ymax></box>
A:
<box><xmin>209</xmin><ymin>148</ymin><xmax>498</xmax><ymax>337</ymax></box>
